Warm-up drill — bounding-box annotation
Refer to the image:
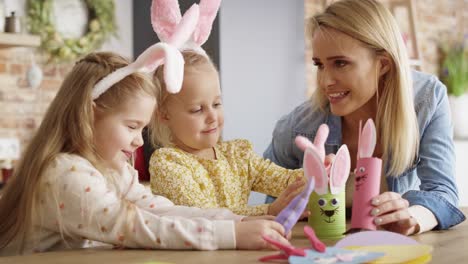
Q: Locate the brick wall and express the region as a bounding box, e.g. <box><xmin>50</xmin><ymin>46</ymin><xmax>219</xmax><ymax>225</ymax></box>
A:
<box><xmin>0</xmin><ymin>47</ymin><xmax>72</xmax><ymax>151</ymax></box>
<box><xmin>305</xmin><ymin>0</ymin><xmax>467</xmax><ymax>95</ymax></box>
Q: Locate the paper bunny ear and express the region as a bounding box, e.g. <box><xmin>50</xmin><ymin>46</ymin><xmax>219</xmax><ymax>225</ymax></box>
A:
<box><xmin>313</xmin><ymin>124</ymin><xmax>329</xmax><ymax>162</ymax></box>
<box><xmin>304</xmin><ymin>146</ymin><xmax>328</xmax><ymax>195</ymax></box>
<box><xmin>91</xmin><ymin>42</ymin><xmax>184</xmax><ymax>99</ymax></box>
<box><xmin>295</xmin><ymin>136</ymin><xmax>314</xmax><ymax>152</ymax></box>
<box><xmin>358</xmin><ymin>119</ymin><xmax>377</xmax><ymax>159</ymax></box>
<box><xmin>294</xmin><ymin>124</ymin><xmax>329</xmax><ymax>162</ymax></box>
<box><xmin>329</xmin><ymin>145</ymin><xmax>351</xmax><ymax>194</ymax></box>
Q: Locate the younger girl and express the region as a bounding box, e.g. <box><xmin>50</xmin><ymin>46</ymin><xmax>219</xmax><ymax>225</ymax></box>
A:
<box><xmin>149</xmin><ymin>51</ymin><xmax>307</xmax><ymax>216</ymax></box>
<box><xmin>0</xmin><ymin>51</ymin><xmax>289</xmax><ymax>256</ymax></box>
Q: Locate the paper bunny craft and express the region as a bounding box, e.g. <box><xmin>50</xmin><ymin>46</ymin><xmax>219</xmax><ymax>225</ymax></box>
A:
<box><xmin>295</xmin><ymin>124</ymin><xmax>351</xmax><ymax>240</ymax></box>
<box><xmin>151</xmin><ymin>0</ymin><xmax>221</xmax><ymax>58</ymax></box>
<box><xmin>348</xmin><ymin>119</ymin><xmax>382</xmax><ymax>232</ymax></box>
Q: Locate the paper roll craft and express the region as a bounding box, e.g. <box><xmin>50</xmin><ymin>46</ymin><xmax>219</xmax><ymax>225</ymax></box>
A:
<box><xmin>349</xmin><ymin>119</ymin><xmax>382</xmax><ymax>231</ymax></box>
<box><xmin>295</xmin><ymin>124</ymin><xmax>351</xmax><ymax>240</ymax></box>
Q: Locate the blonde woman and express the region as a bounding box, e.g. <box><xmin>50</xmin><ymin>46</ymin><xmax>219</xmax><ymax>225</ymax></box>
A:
<box><xmin>264</xmin><ymin>0</ymin><xmax>465</xmax><ymax>235</ymax></box>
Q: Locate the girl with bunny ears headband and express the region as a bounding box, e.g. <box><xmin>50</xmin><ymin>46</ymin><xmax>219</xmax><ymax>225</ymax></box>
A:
<box><xmin>133</xmin><ymin>0</ymin><xmax>222</xmax><ymax>180</ymax></box>
<box><xmin>145</xmin><ymin>0</ymin><xmax>310</xmax><ymax>220</ymax></box>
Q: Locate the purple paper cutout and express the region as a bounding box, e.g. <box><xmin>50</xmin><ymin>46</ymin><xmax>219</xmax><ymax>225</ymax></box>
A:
<box><xmin>335</xmin><ymin>230</ymin><xmax>419</xmax><ymax>248</ymax></box>
<box><xmin>275</xmin><ymin>176</ymin><xmax>315</xmax><ymax>234</ymax></box>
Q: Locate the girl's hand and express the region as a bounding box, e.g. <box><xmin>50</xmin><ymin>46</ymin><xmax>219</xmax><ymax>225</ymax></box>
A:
<box><xmin>268</xmin><ymin>178</ymin><xmax>308</xmax><ymax>217</ymax></box>
<box><xmin>235</xmin><ymin>220</ymin><xmax>291</xmax><ymax>250</ymax></box>
<box><xmin>371</xmin><ymin>191</ymin><xmax>420</xmax><ymax>235</ymax></box>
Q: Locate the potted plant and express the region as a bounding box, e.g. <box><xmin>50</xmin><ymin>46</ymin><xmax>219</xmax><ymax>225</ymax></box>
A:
<box><xmin>440</xmin><ymin>35</ymin><xmax>468</xmax><ymax>139</ymax></box>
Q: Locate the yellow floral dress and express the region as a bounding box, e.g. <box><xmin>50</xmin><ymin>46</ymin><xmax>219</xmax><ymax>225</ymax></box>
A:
<box><xmin>150</xmin><ymin>139</ymin><xmax>304</xmax><ymax>216</ymax></box>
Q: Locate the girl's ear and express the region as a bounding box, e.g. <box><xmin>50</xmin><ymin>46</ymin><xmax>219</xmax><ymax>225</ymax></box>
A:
<box><xmin>157</xmin><ymin>108</ymin><xmax>170</xmax><ymax>123</ymax></box>
<box><xmin>91</xmin><ymin>101</ymin><xmax>100</xmax><ymax>119</ymax></box>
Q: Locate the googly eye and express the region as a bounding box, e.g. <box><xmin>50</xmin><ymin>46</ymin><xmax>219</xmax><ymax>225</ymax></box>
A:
<box><xmin>318</xmin><ymin>198</ymin><xmax>327</xmax><ymax>207</ymax></box>
<box><xmin>331</xmin><ymin>198</ymin><xmax>339</xmax><ymax>206</ymax></box>
<box><xmin>359</xmin><ymin>167</ymin><xmax>365</xmax><ymax>173</ymax></box>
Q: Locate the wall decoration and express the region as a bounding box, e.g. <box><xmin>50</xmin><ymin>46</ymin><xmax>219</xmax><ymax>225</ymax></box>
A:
<box><xmin>26</xmin><ymin>0</ymin><xmax>117</xmax><ymax>62</ymax></box>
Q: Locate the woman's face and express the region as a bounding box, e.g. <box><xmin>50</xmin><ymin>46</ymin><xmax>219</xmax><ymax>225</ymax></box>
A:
<box><xmin>312</xmin><ymin>27</ymin><xmax>386</xmax><ymax>117</ymax></box>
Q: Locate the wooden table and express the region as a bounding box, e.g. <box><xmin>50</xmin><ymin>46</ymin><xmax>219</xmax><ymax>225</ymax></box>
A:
<box><xmin>1</xmin><ymin>208</ymin><xmax>467</xmax><ymax>264</ymax></box>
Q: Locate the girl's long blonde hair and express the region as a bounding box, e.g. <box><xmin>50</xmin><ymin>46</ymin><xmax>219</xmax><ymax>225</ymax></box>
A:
<box><xmin>0</xmin><ymin>52</ymin><xmax>156</xmax><ymax>253</ymax></box>
<box><xmin>309</xmin><ymin>0</ymin><xmax>419</xmax><ymax>176</ymax></box>
<box><xmin>149</xmin><ymin>51</ymin><xmax>218</xmax><ymax>148</ymax></box>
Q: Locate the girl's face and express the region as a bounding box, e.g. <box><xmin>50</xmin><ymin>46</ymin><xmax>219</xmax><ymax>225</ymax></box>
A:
<box><xmin>93</xmin><ymin>92</ymin><xmax>156</xmax><ymax>172</ymax></box>
<box><xmin>312</xmin><ymin>27</ymin><xmax>386</xmax><ymax>117</ymax></box>
<box><xmin>161</xmin><ymin>66</ymin><xmax>224</xmax><ymax>155</ymax></box>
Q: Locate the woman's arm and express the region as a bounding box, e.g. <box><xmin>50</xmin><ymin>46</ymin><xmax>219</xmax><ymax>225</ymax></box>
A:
<box><xmin>402</xmin><ymin>80</ymin><xmax>465</xmax><ymax>230</ymax></box>
<box><xmin>263</xmin><ymin>111</ymin><xmax>301</xmax><ymax>169</ymax></box>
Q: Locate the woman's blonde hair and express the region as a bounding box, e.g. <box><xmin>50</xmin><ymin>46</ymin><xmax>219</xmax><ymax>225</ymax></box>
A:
<box><xmin>309</xmin><ymin>0</ymin><xmax>419</xmax><ymax>176</ymax></box>
<box><xmin>0</xmin><ymin>52</ymin><xmax>156</xmax><ymax>253</ymax></box>
<box><xmin>149</xmin><ymin>51</ymin><xmax>217</xmax><ymax>148</ymax></box>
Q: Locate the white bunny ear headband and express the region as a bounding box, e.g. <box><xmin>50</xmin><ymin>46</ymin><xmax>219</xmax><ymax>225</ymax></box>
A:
<box><xmin>91</xmin><ymin>0</ymin><xmax>221</xmax><ymax>100</ymax></box>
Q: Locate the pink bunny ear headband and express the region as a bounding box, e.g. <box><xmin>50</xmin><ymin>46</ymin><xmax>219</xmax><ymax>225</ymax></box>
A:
<box><xmin>152</xmin><ymin>0</ymin><xmax>221</xmax><ymax>57</ymax></box>
<box><xmin>92</xmin><ymin>0</ymin><xmax>220</xmax><ymax>100</ymax></box>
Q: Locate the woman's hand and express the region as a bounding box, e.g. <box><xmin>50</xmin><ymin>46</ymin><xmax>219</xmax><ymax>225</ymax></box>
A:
<box><xmin>371</xmin><ymin>191</ymin><xmax>420</xmax><ymax>235</ymax></box>
<box><xmin>235</xmin><ymin>220</ymin><xmax>291</xmax><ymax>250</ymax></box>
<box><xmin>268</xmin><ymin>178</ymin><xmax>309</xmax><ymax>218</ymax></box>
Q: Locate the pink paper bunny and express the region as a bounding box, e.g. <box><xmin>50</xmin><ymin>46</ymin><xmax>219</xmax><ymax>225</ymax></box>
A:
<box><xmin>349</xmin><ymin>119</ymin><xmax>382</xmax><ymax>231</ymax></box>
<box><xmin>296</xmin><ymin>124</ymin><xmax>351</xmax><ymax>239</ymax></box>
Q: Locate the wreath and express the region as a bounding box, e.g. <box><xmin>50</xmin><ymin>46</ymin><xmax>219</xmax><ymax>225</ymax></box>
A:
<box><xmin>27</xmin><ymin>0</ymin><xmax>116</xmax><ymax>62</ymax></box>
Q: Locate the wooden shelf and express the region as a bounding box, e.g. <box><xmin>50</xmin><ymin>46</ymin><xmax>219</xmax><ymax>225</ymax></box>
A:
<box><xmin>0</xmin><ymin>32</ymin><xmax>40</xmax><ymax>48</ymax></box>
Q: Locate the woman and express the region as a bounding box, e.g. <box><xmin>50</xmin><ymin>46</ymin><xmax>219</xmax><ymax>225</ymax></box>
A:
<box><xmin>264</xmin><ymin>0</ymin><xmax>465</xmax><ymax>235</ymax></box>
